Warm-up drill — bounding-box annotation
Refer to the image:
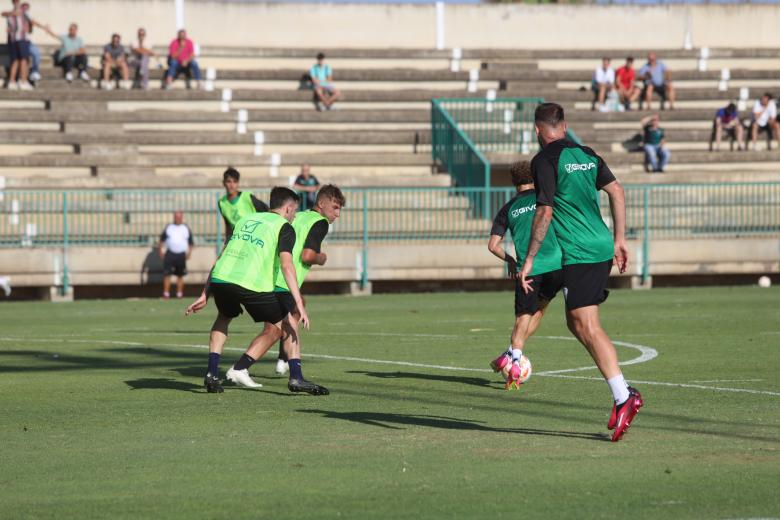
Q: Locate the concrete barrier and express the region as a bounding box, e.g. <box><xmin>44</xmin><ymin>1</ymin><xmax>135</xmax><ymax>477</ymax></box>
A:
<box><xmin>29</xmin><ymin>1</ymin><xmax>780</xmax><ymax>49</ymax></box>
<box><xmin>2</xmin><ymin>238</ymin><xmax>777</xmax><ymax>298</ymax></box>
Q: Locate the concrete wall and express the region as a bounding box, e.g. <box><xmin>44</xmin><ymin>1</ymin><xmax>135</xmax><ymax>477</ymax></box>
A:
<box><xmin>27</xmin><ymin>1</ymin><xmax>780</xmax><ymax>50</ymax></box>
<box><xmin>2</xmin><ymin>238</ymin><xmax>777</xmax><ymax>294</ymax></box>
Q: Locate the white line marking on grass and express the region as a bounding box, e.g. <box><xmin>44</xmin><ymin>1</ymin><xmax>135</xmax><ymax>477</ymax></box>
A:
<box><xmin>2</xmin><ymin>336</ymin><xmax>778</xmax><ymax>397</ymax></box>
<box><xmin>542</xmin><ymin>374</ymin><xmax>780</xmax><ymax>397</ymax></box>
<box><xmin>691</xmin><ymin>379</ymin><xmax>764</xmax><ymax>383</ymax></box>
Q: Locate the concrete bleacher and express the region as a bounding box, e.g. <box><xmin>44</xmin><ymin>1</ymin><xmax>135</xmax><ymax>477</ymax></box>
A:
<box><xmin>3</xmin><ymin>46</ymin><xmax>780</xmax><ymax>191</ymax></box>
<box><xmin>2</xmin><ymin>45</ymin><xmax>780</xmax><ymax>297</ymax></box>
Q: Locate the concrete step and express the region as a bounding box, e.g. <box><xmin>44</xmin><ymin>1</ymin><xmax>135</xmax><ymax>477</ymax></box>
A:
<box><xmin>489</xmin><ymin>149</ymin><xmax>780</xmax><ymax>167</ymax></box>
<box><xmin>0</xmin><ymin>151</ymin><xmax>433</xmax><ymax>168</ymax></box>
<box><xmin>1</xmin><ymin>107</ymin><xmax>431</xmax><ymax>124</ymax></box>
<box><xmin>0</xmin><ymin>129</ymin><xmax>432</xmax><ymax>146</ymax></box>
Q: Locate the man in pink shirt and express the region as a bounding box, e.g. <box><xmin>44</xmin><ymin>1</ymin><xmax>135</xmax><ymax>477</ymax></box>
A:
<box><xmin>165</xmin><ymin>28</ymin><xmax>201</xmax><ymax>89</ymax></box>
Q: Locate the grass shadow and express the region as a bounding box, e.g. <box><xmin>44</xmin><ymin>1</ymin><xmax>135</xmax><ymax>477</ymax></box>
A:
<box><xmin>125</xmin><ymin>378</ymin><xmax>201</xmax><ymax>393</ymax></box>
<box><xmin>298</xmin><ymin>409</ymin><xmax>610</xmax><ymax>442</ymax></box>
<box><xmin>346</xmin><ymin>370</ymin><xmax>500</xmax><ymax>389</ymax></box>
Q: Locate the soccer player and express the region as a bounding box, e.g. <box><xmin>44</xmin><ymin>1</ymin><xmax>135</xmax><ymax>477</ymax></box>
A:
<box><xmin>218</xmin><ymin>167</ymin><xmax>269</xmax><ymax>239</ymax></box>
<box><xmin>487</xmin><ymin>161</ymin><xmax>562</xmax><ymax>390</ymax></box>
<box><xmin>272</xmin><ymin>185</ymin><xmax>345</xmax><ymax>395</ymax></box>
<box><xmin>185</xmin><ymin>187</ymin><xmax>310</xmax><ymax>393</ymax></box>
<box><xmin>519</xmin><ymin>102</ymin><xmax>643</xmax><ymax>442</ymax></box>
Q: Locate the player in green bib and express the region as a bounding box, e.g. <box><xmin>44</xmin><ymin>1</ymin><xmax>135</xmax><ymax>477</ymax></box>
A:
<box><xmin>218</xmin><ymin>167</ymin><xmax>268</xmax><ymax>239</ymax></box>
<box><xmin>185</xmin><ymin>187</ymin><xmax>310</xmax><ymax>393</ymax></box>
<box><xmin>520</xmin><ymin>103</ymin><xmax>643</xmax><ymax>442</ymax></box>
<box><xmin>272</xmin><ymin>185</ymin><xmax>346</xmax><ymax>395</ymax></box>
<box><xmin>487</xmin><ymin>161</ymin><xmax>563</xmax><ymax>390</ymax></box>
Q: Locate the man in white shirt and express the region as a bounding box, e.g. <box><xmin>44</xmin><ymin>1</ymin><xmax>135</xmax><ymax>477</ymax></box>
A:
<box><xmin>750</xmin><ymin>93</ymin><xmax>779</xmax><ymax>150</ymax></box>
<box><xmin>158</xmin><ymin>211</ymin><xmax>194</xmax><ymax>299</ymax></box>
<box><xmin>591</xmin><ymin>57</ymin><xmax>615</xmax><ymax>110</ymax></box>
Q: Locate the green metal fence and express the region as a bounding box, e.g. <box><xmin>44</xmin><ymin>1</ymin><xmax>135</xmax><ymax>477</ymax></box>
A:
<box><xmin>2</xmin><ymin>184</ymin><xmax>779</xmax><ymax>291</ymax></box>
<box><xmin>435</xmin><ymin>97</ymin><xmax>544</xmax><ymax>154</ymax></box>
<box><xmin>431</xmin><ymin>99</ymin><xmax>492</xmax><ymax>218</ymax></box>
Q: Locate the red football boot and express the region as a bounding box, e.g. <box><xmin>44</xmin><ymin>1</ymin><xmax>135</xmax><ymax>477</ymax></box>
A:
<box><xmin>608</xmin><ymin>386</ymin><xmax>642</xmax><ymax>430</ymax></box>
<box><xmin>611</xmin><ymin>387</ymin><xmax>644</xmax><ymax>442</ymax></box>
<box><xmin>490</xmin><ymin>352</ymin><xmax>511</xmax><ymax>372</ymax></box>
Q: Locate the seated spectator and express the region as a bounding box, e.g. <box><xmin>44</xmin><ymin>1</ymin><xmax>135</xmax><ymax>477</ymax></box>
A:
<box><xmin>711</xmin><ymin>102</ymin><xmax>744</xmax><ymax>151</ymax></box>
<box><xmin>310</xmin><ymin>52</ymin><xmax>341</xmax><ymax>111</ymax></box>
<box><xmin>641</xmin><ymin>114</ymin><xmax>670</xmax><ymax>173</ymax></box>
<box><xmin>639</xmin><ymin>52</ymin><xmax>675</xmax><ymax>111</ymax></box>
<box><xmin>101</xmin><ymin>33</ymin><xmax>130</xmax><ymax>90</ymax></box>
<box><xmin>130</xmin><ymin>27</ymin><xmax>156</xmax><ymax>90</ymax></box>
<box><xmin>750</xmin><ymin>93</ymin><xmax>779</xmax><ymax>151</ymax></box>
<box><xmin>293</xmin><ymin>164</ymin><xmax>320</xmax><ymax>209</ymax></box>
<box><xmin>41</xmin><ymin>22</ymin><xmax>89</xmax><ymax>82</ymax></box>
<box><xmin>165</xmin><ymin>29</ymin><xmax>201</xmax><ymax>90</ymax></box>
<box><xmin>591</xmin><ymin>57</ymin><xmax>614</xmax><ymax>111</ymax></box>
<box><xmin>3</xmin><ymin>0</ymin><xmax>33</xmax><ymax>90</ymax></box>
<box><xmin>615</xmin><ymin>56</ymin><xmax>640</xmax><ymax>111</ymax></box>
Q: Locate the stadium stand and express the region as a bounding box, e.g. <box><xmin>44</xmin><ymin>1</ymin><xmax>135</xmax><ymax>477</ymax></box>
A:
<box><xmin>2</xmin><ymin>45</ymin><xmax>779</xmax><ymax>297</ymax></box>
<box><xmin>3</xmin><ymin>46</ymin><xmax>780</xmax><ymax>189</ymax></box>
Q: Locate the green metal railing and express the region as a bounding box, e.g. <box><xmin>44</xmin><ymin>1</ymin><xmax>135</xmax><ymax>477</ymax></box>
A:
<box><xmin>431</xmin><ymin>99</ymin><xmax>492</xmax><ymax>218</ymax></box>
<box><xmin>2</xmin><ymin>184</ymin><xmax>779</xmax><ymax>292</ymax></box>
<box><xmin>434</xmin><ymin>97</ymin><xmax>544</xmax><ymax>155</ymax></box>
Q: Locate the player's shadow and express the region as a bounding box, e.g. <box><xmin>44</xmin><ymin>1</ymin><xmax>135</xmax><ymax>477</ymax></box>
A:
<box><xmin>346</xmin><ymin>370</ymin><xmax>500</xmax><ymax>389</ymax></box>
<box><xmin>125</xmin><ymin>378</ymin><xmax>201</xmax><ymax>393</ymax></box>
<box><xmin>298</xmin><ymin>409</ymin><xmax>610</xmax><ymax>442</ymax></box>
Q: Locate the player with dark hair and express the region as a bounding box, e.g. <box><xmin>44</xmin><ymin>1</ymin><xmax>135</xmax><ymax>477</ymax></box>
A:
<box><xmin>185</xmin><ymin>187</ymin><xmax>309</xmax><ymax>393</ymax></box>
<box><xmin>519</xmin><ymin>102</ymin><xmax>643</xmax><ymax>442</ymax></box>
<box><xmin>219</xmin><ymin>167</ymin><xmax>268</xmax><ymax>239</ymax></box>
<box><xmin>487</xmin><ymin>161</ymin><xmax>562</xmax><ymax>389</ymax></box>
<box><xmin>272</xmin><ymin>184</ymin><xmax>346</xmax><ymax>394</ymax></box>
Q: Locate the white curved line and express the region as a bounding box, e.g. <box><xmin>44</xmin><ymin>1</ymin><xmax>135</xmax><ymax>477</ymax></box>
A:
<box><xmin>533</xmin><ymin>336</ymin><xmax>658</xmax><ymax>375</ymax></box>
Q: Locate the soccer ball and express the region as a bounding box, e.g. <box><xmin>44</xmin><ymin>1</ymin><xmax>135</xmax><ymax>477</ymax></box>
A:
<box><xmin>501</xmin><ymin>355</ymin><xmax>532</xmax><ymax>384</ymax></box>
<box><xmin>758</xmin><ymin>276</ymin><xmax>771</xmax><ymax>288</ymax></box>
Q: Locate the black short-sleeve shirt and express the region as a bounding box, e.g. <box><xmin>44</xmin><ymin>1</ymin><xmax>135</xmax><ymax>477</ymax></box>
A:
<box><xmin>302</xmin><ymin>220</ymin><xmax>329</xmax><ymax>253</ymax></box>
<box><xmin>532</xmin><ymin>139</ymin><xmax>616</xmax><ymax>207</ymax></box>
<box><xmin>278</xmin><ymin>223</ymin><xmax>295</xmax><ymax>254</ymax></box>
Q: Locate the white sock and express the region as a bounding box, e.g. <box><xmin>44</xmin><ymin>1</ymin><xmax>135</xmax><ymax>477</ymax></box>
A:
<box><xmin>607</xmin><ymin>374</ymin><xmax>630</xmax><ymax>405</ymax></box>
<box><xmin>511</xmin><ymin>348</ymin><xmax>522</xmax><ymax>362</ymax></box>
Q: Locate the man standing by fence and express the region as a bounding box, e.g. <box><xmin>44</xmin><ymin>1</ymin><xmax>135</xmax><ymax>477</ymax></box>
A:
<box><xmin>158</xmin><ymin>211</ymin><xmax>193</xmax><ymax>299</ymax></box>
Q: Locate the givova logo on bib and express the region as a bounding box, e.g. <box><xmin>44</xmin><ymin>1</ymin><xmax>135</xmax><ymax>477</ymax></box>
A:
<box><xmin>565</xmin><ymin>162</ymin><xmax>596</xmax><ymax>174</ymax></box>
<box><xmin>232</xmin><ymin>220</ymin><xmax>265</xmax><ymax>247</ymax></box>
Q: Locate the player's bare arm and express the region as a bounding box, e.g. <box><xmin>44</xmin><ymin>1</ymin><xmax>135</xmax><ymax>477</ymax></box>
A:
<box><xmin>601</xmin><ymin>180</ymin><xmax>629</xmax><ymax>273</ymax></box>
<box><xmin>301</xmin><ymin>248</ymin><xmax>327</xmax><ymax>266</ymax></box>
<box><xmin>185</xmin><ymin>242</ymin><xmax>228</xmax><ymax>316</ymax></box>
<box><xmin>280</xmin><ymin>251</ymin><xmax>310</xmax><ymax>329</ymax></box>
<box><xmin>487</xmin><ymin>234</ymin><xmax>517</xmax><ymax>278</ymax></box>
<box><xmin>519</xmin><ymin>205</ymin><xmax>553</xmax><ymax>293</ymax></box>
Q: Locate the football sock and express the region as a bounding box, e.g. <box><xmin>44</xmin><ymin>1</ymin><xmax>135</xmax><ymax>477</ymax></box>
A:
<box><xmin>511</xmin><ymin>348</ymin><xmax>523</xmax><ymax>362</ymax></box>
<box><xmin>607</xmin><ymin>374</ymin><xmax>630</xmax><ymax>405</ymax></box>
<box><xmin>288</xmin><ymin>359</ymin><xmax>303</xmax><ymax>381</ymax></box>
<box><xmin>278</xmin><ymin>347</ymin><xmax>288</xmax><ymax>362</ymax></box>
<box><xmin>234</xmin><ymin>354</ymin><xmax>256</xmax><ymax>371</ymax></box>
<box><xmin>207</xmin><ymin>352</ymin><xmax>220</xmax><ymax>376</ymax></box>
<box><xmin>505</xmin><ymin>346</ymin><xmax>513</xmax><ymax>356</ymax></box>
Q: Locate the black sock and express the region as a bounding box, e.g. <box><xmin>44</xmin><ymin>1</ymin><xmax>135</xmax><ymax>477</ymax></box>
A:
<box><xmin>278</xmin><ymin>346</ymin><xmax>288</xmax><ymax>362</ymax></box>
<box><xmin>234</xmin><ymin>354</ymin><xmax>256</xmax><ymax>371</ymax></box>
<box><xmin>288</xmin><ymin>359</ymin><xmax>303</xmax><ymax>381</ymax></box>
<box><xmin>207</xmin><ymin>353</ymin><xmax>220</xmax><ymax>376</ymax></box>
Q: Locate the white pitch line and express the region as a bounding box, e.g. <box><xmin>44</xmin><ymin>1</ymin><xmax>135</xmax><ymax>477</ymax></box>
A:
<box><xmin>1</xmin><ymin>336</ymin><xmax>778</xmax><ymax>397</ymax></box>
<box><xmin>542</xmin><ymin>374</ymin><xmax>780</xmax><ymax>397</ymax></box>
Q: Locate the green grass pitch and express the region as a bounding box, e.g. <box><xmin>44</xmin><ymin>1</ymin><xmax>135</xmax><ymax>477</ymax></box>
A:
<box><xmin>1</xmin><ymin>286</ymin><xmax>778</xmax><ymax>519</ymax></box>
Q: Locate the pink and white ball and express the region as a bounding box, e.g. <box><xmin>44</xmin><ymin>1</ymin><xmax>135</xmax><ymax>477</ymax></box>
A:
<box><xmin>501</xmin><ymin>355</ymin><xmax>532</xmax><ymax>384</ymax></box>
